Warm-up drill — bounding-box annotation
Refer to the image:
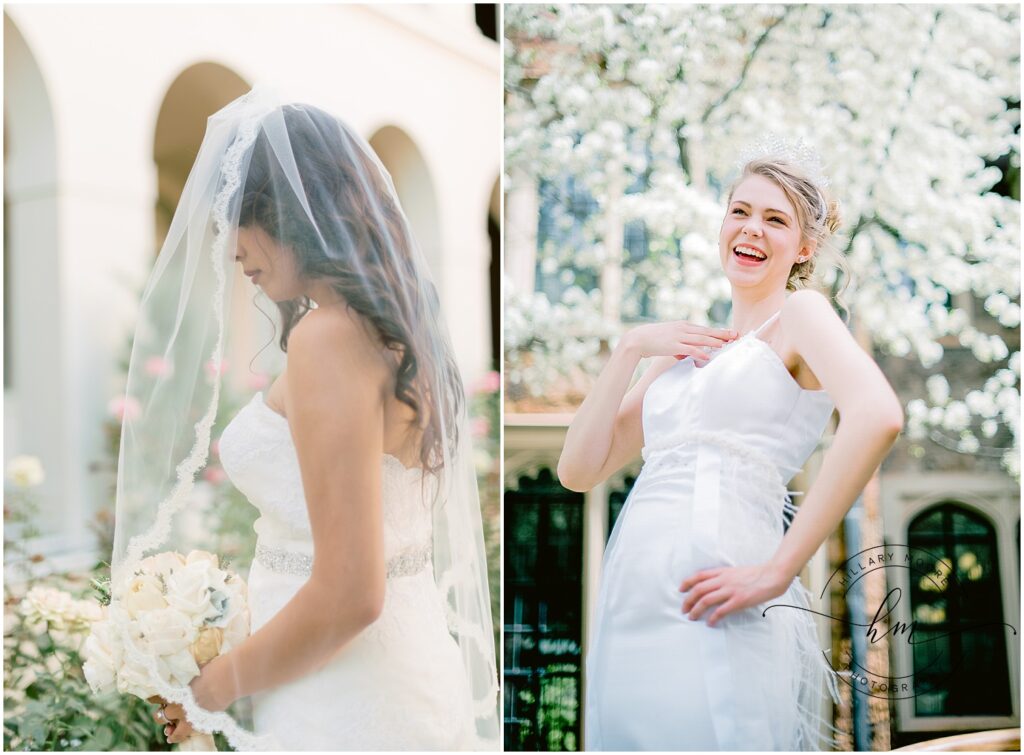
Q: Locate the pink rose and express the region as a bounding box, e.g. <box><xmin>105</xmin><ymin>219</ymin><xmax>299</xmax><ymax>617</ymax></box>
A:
<box><xmin>108</xmin><ymin>396</ymin><xmax>142</xmax><ymax>422</ymax></box>
<box><xmin>471</xmin><ymin>417</ymin><xmax>490</xmax><ymax>439</ymax></box>
<box><xmin>203</xmin><ymin>466</ymin><xmax>227</xmax><ymax>485</ymax></box>
<box><xmin>472</xmin><ymin>371</ymin><xmax>500</xmax><ymax>394</ymax></box>
<box><xmin>143</xmin><ymin>356</ymin><xmax>173</xmax><ymax>378</ymax></box>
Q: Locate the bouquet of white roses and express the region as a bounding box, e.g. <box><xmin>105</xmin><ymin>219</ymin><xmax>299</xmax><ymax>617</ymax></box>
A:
<box><xmin>82</xmin><ymin>550</ymin><xmax>249</xmax><ymax>750</ymax></box>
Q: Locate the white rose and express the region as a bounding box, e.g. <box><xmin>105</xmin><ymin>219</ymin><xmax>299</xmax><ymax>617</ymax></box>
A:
<box><xmin>124</xmin><ymin>574</ymin><xmax>167</xmax><ymax>618</ymax></box>
<box><xmin>158</xmin><ymin>648</ymin><xmax>200</xmax><ymax>687</ymax></box>
<box><xmin>137</xmin><ymin>607</ymin><xmax>197</xmax><ymax>657</ymax></box>
<box><xmin>21</xmin><ymin>586</ymin><xmax>75</xmax><ymax>631</ymax></box>
<box><xmin>71</xmin><ymin>599</ymin><xmax>103</xmax><ymax>627</ymax></box>
<box><xmin>116</xmin><ymin>655</ymin><xmax>159</xmax><ymax>700</ymax></box>
<box><xmin>218</xmin><ymin>575</ymin><xmax>249</xmax><ymax>648</ymax></box>
<box><xmin>185</xmin><ymin>550</ymin><xmax>220</xmax><ymax>570</ymax></box>
<box><xmin>165</xmin><ymin>561</ymin><xmax>216</xmax><ymax>624</ymax></box>
<box><xmin>6</xmin><ymin>455</ymin><xmax>45</xmax><ymax>487</ymax></box>
<box><xmin>138</xmin><ymin>551</ymin><xmax>187</xmax><ymax>579</ymax></box>
<box><xmin>221</xmin><ymin>605</ymin><xmax>250</xmax><ymax>652</ymax></box>
<box><xmin>82</xmin><ymin>620</ymin><xmax>122</xmax><ymax>694</ymax></box>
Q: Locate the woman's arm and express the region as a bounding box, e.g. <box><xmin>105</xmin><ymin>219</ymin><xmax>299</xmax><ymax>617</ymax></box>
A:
<box><xmin>558</xmin><ymin>322</ymin><xmax>737</xmax><ymax>492</ymax></box>
<box><xmin>768</xmin><ymin>290</ymin><xmax>903</xmax><ymax>581</ymax></box>
<box><xmin>189</xmin><ymin>307</ymin><xmax>390</xmax><ymax>715</ymax></box>
<box><xmin>681</xmin><ymin>289</ymin><xmax>904</xmax><ymax>626</ymax></box>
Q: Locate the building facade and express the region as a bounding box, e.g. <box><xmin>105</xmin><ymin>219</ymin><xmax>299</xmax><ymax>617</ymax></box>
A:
<box><xmin>4</xmin><ymin>4</ymin><xmax>499</xmax><ymax>565</ymax></box>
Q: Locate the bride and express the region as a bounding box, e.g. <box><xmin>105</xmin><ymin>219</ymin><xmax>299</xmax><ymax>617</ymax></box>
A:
<box><xmin>110</xmin><ymin>89</ymin><xmax>499</xmax><ymax>750</ymax></box>
<box><xmin>558</xmin><ymin>144</ymin><xmax>904</xmax><ymax>750</ymax></box>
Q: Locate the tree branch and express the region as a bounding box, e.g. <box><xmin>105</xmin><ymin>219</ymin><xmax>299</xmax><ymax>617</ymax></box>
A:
<box><xmin>700</xmin><ymin>6</ymin><xmax>794</xmax><ymax>124</ymax></box>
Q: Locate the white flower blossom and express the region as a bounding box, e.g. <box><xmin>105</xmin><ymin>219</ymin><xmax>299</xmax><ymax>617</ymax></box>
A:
<box><xmin>926</xmin><ymin>375</ymin><xmax>951</xmax><ymax>405</ymax></box>
<box><xmin>6</xmin><ymin>456</ymin><xmax>45</xmax><ymax>488</ymax></box>
<box><xmin>20</xmin><ymin>586</ymin><xmax>98</xmax><ymax>633</ymax></box>
<box><xmin>82</xmin><ymin>619</ymin><xmax>121</xmax><ymax>695</ymax></box>
<box><xmin>505</xmin><ymin>4</ymin><xmax>1019</xmax><ymax>476</ymax></box>
<box><xmin>136</xmin><ymin>606</ymin><xmax>198</xmax><ymax>657</ymax></box>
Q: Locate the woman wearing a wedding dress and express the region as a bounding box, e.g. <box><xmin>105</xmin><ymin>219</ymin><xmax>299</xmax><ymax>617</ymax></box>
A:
<box><xmin>558</xmin><ymin>147</ymin><xmax>904</xmax><ymax>751</ymax></box>
<box><xmin>111</xmin><ymin>90</ymin><xmax>498</xmax><ymax>750</ymax></box>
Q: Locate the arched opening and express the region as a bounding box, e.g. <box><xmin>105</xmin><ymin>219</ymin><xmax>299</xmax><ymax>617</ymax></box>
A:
<box><xmin>153</xmin><ymin>62</ymin><xmax>250</xmax><ymax>248</ymax></box>
<box><xmin>368</xmin><ymin>126</ymin><xmax>443</xmax><ymax>288</ymax></box>
<box><xmin>151</xmin><ymin>65</ymin><xmax>278</xmax><ymax>393</ymax></box>
<box><xmin>4</xmin><ymin>12</ymin><xmax>62</xmax><ymax>531</ymax></box>
<box><xmin>907</xmin><ymin>502</ymin><xmax>1011</xmax><ymax>717</ymax></box>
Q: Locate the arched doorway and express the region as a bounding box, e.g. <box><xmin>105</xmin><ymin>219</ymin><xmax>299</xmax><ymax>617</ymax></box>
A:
<box><xmin>153</xmin><ymin>62</ymin><xmax>250</xmax><ymax>248</ymax></box>
<box><xmin>368</xmin><ymin>126</ymin><xmax>443</xmax><ymax>288</ymax></box>
<box><xmin>4</xmin><ymin>12</ymin><xmax>62</xmax><ymax>531</ymax></box>
<box><xmin>151</xmin><ymin>65</ymin><xmax>279</xmax><ymax>391</ymax></box>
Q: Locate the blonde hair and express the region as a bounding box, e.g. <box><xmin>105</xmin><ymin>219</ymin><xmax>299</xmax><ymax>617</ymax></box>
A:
<box><xmin>728</xmin><ymin>158</ymin><xmax>851</xmax><ymax>317</ymax></box>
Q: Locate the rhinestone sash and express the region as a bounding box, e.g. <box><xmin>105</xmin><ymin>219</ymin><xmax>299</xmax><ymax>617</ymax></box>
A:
<box><xmin>255</xmin><ymin>541</ymin><xmax>433</xmax><ymax>579</ymax></box>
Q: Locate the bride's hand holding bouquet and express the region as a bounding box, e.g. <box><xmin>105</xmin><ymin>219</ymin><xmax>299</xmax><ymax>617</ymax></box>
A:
<box><xmin>82</xmin><ymin>550</ymin><xmax>249</xmax><ymax>750</ymax></box>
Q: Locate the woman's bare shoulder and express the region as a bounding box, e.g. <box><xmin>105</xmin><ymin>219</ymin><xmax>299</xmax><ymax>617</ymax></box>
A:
<box><xmin>286</xmin><ymin>306</ymin><xmax>389</xmax><ymax>400</ymax></box>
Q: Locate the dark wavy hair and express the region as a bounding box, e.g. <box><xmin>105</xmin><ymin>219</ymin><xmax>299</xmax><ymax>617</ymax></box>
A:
<box><xmin>238</xmin><ymin>104</ymin><xmax>462</xmax><ymax>474</ymax></box>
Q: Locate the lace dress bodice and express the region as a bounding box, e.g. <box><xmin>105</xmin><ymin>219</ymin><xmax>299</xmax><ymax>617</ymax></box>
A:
<box><xmin>215</xmin><ymin>391</ymin><xmax>474</xmax><ymax>750</ymax></box>
<box><xmin>219</xmin><ymin>392</ymin><xmax>433</xmax><ymax>561</ymax></box>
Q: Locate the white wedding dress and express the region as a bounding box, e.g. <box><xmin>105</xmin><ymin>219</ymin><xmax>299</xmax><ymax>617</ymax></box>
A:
<box><xmin>585</xmin><ymin>309</ymin><xmax>842</xmax><ymax>751</ymax></box>
<box><xmin>218</xmin><ymin>391</ymin><xmax>477</xmax><ymax>750</ymax></box>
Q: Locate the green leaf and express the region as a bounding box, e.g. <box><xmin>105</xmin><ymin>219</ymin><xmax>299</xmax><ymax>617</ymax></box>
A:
<box><xmin>68</xmin><ymin>715</ymin><xmax>93</xmax><ymax>737</ymax></box>
<box><xmin>24</xmin><ymin>699</ymin><xmax>50</xmax><ymax>717</ymax></box>
<box><xmin>20</xmin><ymin>718</ymin><xmax>47</xmax><ymax>745</ymax></box>
<box><xmin>80</xmin><ymin>725</ymin><xmax>114</xmax><ymax>751</ymax></box>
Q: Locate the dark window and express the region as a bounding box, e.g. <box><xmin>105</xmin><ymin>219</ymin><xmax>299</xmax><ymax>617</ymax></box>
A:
<box><xmin>504</xmin><ymin>468</ymin><xmax>584</xmax><ymax>751</ymax></box>
<box><xmin>606</xmin><ymin>475</ymin><xmax>636</xmax><ymax>541</ymax></box>
<box><xmin>907</xmin><ymin>503</ymin><xmax>1011</xmax><ymax>717</ymax></box>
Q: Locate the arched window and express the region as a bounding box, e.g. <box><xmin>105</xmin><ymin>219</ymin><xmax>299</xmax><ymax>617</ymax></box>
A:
<box><xmin>505</xmin><ymin>468</ymin><xmax>584</xmax><ymax>751</ymax></box>
<box><xmin>368</xmin><ymin>126</ymin><xmax>442</xmax><ymax>287</ymax></box>
<box><xmin>907</xmin><ymin>503</ymin><xmax>1011</xmax><ymax>716</ymax></box>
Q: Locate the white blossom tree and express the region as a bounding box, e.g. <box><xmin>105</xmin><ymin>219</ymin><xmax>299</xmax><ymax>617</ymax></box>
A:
<box><xmin>504</xmin><ymin>3</ymin><xmax>1020</xmax><ymax>476</ymax></box>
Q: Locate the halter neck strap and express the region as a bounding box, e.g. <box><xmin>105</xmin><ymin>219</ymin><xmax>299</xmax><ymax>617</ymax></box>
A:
<box><xmin>750</xmin><ymin>309</ymin><xmax>782</xmax><ymax>336</ymax></box>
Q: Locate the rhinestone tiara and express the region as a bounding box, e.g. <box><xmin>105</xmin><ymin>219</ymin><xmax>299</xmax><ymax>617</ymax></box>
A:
<box><xmin>735</xmin><ymin>133</ymin><xmax>831</xmax><ymax>190</ymax></box>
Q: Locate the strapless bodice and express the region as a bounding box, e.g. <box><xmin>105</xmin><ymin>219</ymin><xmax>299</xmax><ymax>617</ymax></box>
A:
<box><xmin>218</xmin><ymin>392</ymin><xmax>433</xmax><ymax>564</ymax></box>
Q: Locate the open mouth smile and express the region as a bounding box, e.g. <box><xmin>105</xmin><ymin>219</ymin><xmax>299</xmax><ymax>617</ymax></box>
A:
<box><xmin>732</xmin><ymin>244</ymin><xmax>767</xmax><ymax>264</ymax></box>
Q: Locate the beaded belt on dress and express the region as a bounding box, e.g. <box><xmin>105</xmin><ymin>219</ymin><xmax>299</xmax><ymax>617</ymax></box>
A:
<box><xmin>255</xmin><ymin>541</ymin><xmax>433</xmax><ymax>579</ymax></box>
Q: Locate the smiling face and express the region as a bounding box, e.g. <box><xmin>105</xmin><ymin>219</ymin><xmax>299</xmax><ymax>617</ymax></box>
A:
<box><xmin>719</xmin><ymin>173</ymin><xmax>815</xmax><ymax>293</ymax></box>
<box><xmin>235</xmin><ymin>225</ymin><xmax>306</xmax><ymax>302</ymax></box>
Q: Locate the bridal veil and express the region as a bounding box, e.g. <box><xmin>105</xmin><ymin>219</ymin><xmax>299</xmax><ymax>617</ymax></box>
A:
<box><xmin>109</xmin><ymin>87</ymin><xmax>499</xmax><ymax>749</ymax></box>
